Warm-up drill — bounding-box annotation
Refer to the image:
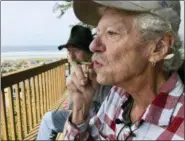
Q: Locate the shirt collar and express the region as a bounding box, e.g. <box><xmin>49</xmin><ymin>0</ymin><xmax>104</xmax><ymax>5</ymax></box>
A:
<box><xmin>141</xmin><ymin>73</ymin><xmax>184</xmax><ymax>126</ymax></box>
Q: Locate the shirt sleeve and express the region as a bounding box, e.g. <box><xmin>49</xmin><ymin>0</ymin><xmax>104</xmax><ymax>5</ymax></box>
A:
<box><xmin>63</xmin><ymin>96</ymin><xmax>108</xmax><ymax>140</ymax></box>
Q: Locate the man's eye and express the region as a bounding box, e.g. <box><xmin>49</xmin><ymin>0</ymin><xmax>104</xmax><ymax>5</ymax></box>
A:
<box><xmin>107</xmin><ymin>31</ymin><xmax>118</xmax><ymax>36</ymax></box>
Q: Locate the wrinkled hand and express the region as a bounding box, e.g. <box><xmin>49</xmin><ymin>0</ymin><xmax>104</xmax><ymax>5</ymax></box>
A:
<box><xmin>66</xmin><ymin>61</ymin><xmax>98</xmax><ymax>125</ymax></box>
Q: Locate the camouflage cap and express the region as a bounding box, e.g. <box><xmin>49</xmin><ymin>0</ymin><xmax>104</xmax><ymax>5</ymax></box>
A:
<box><xmin>73</xmin><ymin>0</ymin><xmax>181</xmax><ymax>32</ymax></box>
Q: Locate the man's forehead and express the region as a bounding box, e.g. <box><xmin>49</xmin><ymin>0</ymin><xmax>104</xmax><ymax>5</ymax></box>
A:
<box><xmin>97</xmin><ymin>8</ymin><xmax>135</xmax><ymax>30</ymax></box>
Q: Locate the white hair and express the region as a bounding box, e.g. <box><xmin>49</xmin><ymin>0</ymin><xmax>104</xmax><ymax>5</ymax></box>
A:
<box><xmin>135</xmin><ymin>12</ymin><xmax>183</xmax><ymax>72</ymax></box>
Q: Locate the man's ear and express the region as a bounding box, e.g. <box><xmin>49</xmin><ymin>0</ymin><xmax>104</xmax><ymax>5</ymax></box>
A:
<box><xmin>148</xmin><ymin>33</ymin><xmax>175</xmax><ymax>63</ymax></box>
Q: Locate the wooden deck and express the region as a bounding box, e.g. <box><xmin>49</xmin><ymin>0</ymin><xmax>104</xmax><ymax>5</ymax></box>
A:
<box><xmin>1</xmin><ymin>59</ymin><xmax>70</xmax><ymax>140</ymax></box>
<box><xmin>24</xmin><ymin>91</ymin><xmax>69</xmax><ymax>140</ymax></box>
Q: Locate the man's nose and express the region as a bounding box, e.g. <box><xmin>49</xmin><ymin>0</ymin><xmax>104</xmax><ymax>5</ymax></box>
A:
<box><xmin>89</xmin><ymin>36</ymin><xmax>106</xmax><ymax>53</ymax></box>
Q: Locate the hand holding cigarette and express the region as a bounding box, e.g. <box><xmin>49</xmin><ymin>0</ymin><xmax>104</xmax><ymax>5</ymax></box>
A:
<box><xmin>66</xmin><ymin>58</ymin><xmax>98</xmax><ymax>125</ymax></box>
<box><xmin>68</xmin><ymin>56</ymin><xmax>94</xmax><ymax>86</ymax></box>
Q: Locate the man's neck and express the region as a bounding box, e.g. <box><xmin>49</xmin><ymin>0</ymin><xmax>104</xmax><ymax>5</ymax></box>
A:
<box><xmin>118</xmin><ymin>64</ymin><xmax>167</xmax><ymax>110</ymax></box>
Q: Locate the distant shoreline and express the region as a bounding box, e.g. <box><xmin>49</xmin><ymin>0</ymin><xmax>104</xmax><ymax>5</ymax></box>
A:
<box><xmin>1</xmin><ymin>56</ymin><xmax>62</xmax><ymax>61</ymax></box>
<box><xmin>1</xmin><ymin>57</ymin><xmax>61</xmax><ymax>61</ymax></box>
<box><xmin>1</xmin><ymin>50</ymin><xmax>68</xmax><ymax>61</ymax></box>
<box><xmin>1</xmin><ymin>57</ymin><xmax>67</xmax><ymax>75</ymax></box>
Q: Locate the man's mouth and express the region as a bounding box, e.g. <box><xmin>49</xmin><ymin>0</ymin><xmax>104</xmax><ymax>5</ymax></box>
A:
<box><xmin>93</xmin><ymin>60</ymin><xmax>104</xmax><ymax>69</ymax></box>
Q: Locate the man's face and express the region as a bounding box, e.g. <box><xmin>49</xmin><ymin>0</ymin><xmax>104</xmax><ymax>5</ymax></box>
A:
<box><xmin>90</xmin><ymin>8</ymin><xmax>149</xmax><ymax>86</ymax></box>
<box><xmin>67</xmin><ymin>46</ymin><xmax>89</xmax><ymax>63</ymax></box>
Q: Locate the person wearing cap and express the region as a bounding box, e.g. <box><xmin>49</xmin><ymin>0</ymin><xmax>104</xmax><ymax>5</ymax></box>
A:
<box><xmin>36</xmin><ymin>25</ymin><xmax>112</xmax><ymax>140</ymax></box>
<box><xmin>58</xmin><ymin>25</ymin><xmax>93</xmax><ymax>64</ymax></box>
<box><xmin>65</xmin><ymin>0</ymin><xmax>184</xmax><ymax>140</ymax></box>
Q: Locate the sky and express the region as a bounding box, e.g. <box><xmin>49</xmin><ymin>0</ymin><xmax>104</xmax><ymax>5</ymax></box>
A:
<box><xmin>1</xmin><ymin>1</ymin><xmax>79</xmax><ymax>47</ymax></box>
<box><xmin>1</xmin><ymin>1</ymin><xmax>184</xmax><ymax>47</ymax></box>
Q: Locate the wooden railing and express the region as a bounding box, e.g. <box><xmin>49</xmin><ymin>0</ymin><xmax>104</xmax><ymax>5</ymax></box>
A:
<box><xmin>1</xmin><ymin>59</ymin><xmax>69</xmax><ymax>140</ymax></box>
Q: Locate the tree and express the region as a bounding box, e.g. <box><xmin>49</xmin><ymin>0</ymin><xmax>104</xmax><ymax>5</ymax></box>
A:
<box><xmin>53</xmin><ymin>1</ymin><xmax>94</xmax><ymax>30</ymax></box>
<box><xmin>53</xmin><ymin>1</ymin><xmax>72</xmax><ymax>19</ymax></box>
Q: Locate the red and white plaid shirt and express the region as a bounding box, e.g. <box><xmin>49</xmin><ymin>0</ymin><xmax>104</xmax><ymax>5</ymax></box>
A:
<box><xmin>64</xmin><ymin>73</ymin><xmax>184</xmax><ymax>140</ymax></box>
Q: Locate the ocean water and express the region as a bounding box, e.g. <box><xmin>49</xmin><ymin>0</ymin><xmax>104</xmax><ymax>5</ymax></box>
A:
<box><xmin>1</xmin><ymin>45</ymin><xmax>68</xmax><ymax>60</ymax></box>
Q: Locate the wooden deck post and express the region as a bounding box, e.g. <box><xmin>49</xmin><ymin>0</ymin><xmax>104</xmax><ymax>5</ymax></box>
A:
<box><xmin>15</xmin><ymin>84</ymin><xmax>23</xmax><ymax>140</ymax></box>
<box><xmin>25</xmin><ymin>79</ymin><xmax>33</xmax><ymax>131</ymax></box>
<box><xmin>21</xmin><ymin>81</ymin><xmax>28</xmax><ymax>137</ymax></box>
<box><xmin>35</xmin><ymin>75</ymin><xmax>41</xmax><ymax>122</ymax></box>
<box><xmin>1</xmin><ymin>90</ymin><xmax>9</xmax><ymax>140</ymax></box>
<box><xmin>31</xmin><ymin>77</ymin><xmax>37</xmax><ymax>126</ymax></box>
<box><xmin>7</xmin><ymin>87</ymin><xmax>16</xmax><ymax>140</ymax></box>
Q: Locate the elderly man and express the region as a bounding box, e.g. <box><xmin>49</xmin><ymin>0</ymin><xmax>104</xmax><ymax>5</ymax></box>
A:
<box><xmin>65</xmin><ymin>1</ymin><xmax>184</xmax><ymax>140</ymax></box>
<box><xmin>36</xmin><ymin>25</ymin><xmax>112</xmax><ymax>140</ymax></box>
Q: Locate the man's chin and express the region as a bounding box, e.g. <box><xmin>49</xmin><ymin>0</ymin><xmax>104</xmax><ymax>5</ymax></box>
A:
<box><xmin>97</xmin><ymin>73</ymin><xmax>111</xmax><ymax>85</ymax></box>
